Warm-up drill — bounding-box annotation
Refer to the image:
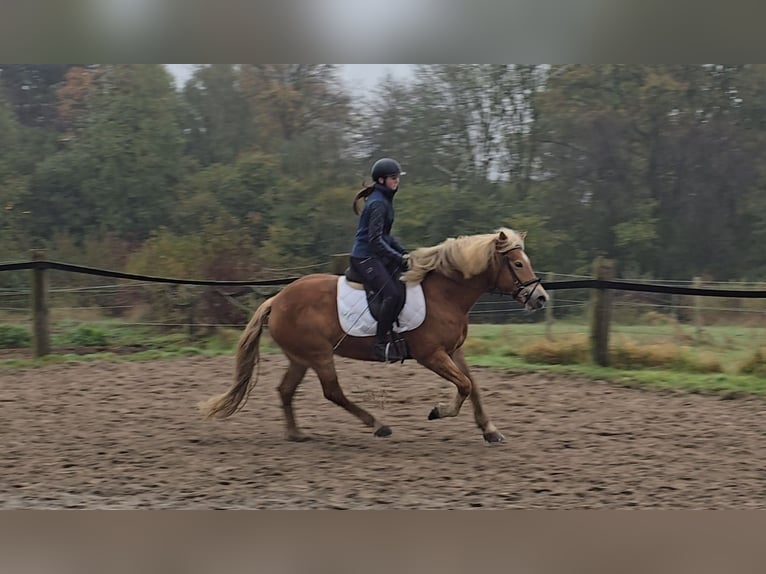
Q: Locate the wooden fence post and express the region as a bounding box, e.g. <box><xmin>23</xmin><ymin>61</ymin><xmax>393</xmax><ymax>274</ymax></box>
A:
<box><xmin>545</xmin><ymin>271</ymin><xmax>555</xmax><ymax>340</ymax></box>
<box><xmin>330</xmin><ymin>253</ymin><xmax>349</xmax><ymax>275</ymax></box>
<box><xmin>31</xmin><ymin>250</ymin><xmax>50</xmax><ymax>358</ymax></box>
<box><xmin>693</xmin><ymin>276</ymin><xmax>704</xmax><ymax>336</ymax></box>
<box><xmin>590</xmin><ymin>257</ymin><xmax>614</xmax><ymax>367</ymax></box>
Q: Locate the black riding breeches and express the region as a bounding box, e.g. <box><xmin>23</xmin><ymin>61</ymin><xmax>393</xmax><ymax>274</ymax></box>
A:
<box><xmin>349</xmin><ymin>256</ymin><xmax>401</xmax><ymax>300</ymax></box>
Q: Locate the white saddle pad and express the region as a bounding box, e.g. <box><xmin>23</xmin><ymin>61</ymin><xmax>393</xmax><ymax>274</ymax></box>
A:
<box><xmin>337</xmin><ymin>277</ymin><xmax>426</xmax><ymax>337</ymax></box>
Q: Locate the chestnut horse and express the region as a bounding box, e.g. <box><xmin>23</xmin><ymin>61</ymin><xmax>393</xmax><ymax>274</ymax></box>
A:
<box><xmin>199</xmin><ymin>228</ymin><xmax>548</xmax><ymax>443</ymax></box>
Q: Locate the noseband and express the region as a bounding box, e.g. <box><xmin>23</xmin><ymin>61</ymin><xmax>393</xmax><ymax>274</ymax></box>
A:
<box><xmin>492</xmin><ymin>246</ymin><xmax>541</xmax><ymax>306</ymax></box>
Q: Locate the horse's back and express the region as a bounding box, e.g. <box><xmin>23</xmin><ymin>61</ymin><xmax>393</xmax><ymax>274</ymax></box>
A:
<box><xmin>279</xmin><ymin>273</ymin><xmax>338</xmax><ymax>298</ymax></box>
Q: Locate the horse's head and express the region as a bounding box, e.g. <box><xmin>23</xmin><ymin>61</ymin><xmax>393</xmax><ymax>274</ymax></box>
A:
<box><xmin>494</xmin><ymin>230</ymin><xmax>549</xmax><ymax>311</ymax></box>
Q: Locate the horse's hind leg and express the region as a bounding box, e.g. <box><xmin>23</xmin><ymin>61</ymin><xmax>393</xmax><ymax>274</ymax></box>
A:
<box><xmin>313</xmin><ymin>357</ymin><xmax>391</xmax><ymax>438</ymax></box>
<box><xmin>278</xmin><ymin>359</ymin><xmax>309</xmax><ymax>442</ymax></box>
<box><xmin>452</xmin><ymin>348</ymin><xmax>505</xmax><ymax>443</ymax></box>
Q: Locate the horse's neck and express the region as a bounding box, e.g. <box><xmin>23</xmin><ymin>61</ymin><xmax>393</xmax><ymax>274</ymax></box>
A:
<box><xmin>423</xmin><ymin>271</ymin><xmax>490</xmax><ymax>315</ymax></box>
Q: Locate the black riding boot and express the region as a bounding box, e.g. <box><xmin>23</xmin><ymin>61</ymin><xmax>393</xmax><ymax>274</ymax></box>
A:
<box><xmin>372</xmin><ymin>296</ymin><xmax>406</xmax><ymax>363</ymax></box>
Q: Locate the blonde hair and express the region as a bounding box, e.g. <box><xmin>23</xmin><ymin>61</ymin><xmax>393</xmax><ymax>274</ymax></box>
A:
<box><xmin>402</xmin><ymin>228</ymin><xmax>526</xmax><ymax>283</ymax></box>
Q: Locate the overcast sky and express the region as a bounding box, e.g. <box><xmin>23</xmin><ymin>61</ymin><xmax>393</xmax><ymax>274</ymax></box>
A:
<box><xmin>165</xmin><ymin>64</ymin><xmax>414</xmax><ymax>93</ymax></box>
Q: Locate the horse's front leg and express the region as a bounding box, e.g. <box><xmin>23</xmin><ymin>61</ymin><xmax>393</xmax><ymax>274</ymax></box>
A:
<box><xmin>452</xmin><ymin>347</ymin><xmax>505</xmax><ymax>443</ymax></box>
<box><xmin>419</xmin><ymin>349</ymin><xmax>473</xmax><ymax>420</ymax></box>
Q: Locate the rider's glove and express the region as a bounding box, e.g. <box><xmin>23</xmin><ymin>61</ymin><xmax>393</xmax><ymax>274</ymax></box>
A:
<box><xmin>399</xmin><ymin>253</ymin><xmax>411</xmax><ymax>272</ymax></box>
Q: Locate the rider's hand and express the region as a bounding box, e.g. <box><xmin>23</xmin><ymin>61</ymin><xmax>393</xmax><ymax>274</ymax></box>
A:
<box><xmin>399</xmin><ymin>254</ymin><xmax>411</xmax><ymax>272</ymax></box>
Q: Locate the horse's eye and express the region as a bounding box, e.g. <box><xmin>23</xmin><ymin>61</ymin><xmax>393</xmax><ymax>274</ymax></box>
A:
<box><xmin>514</xmin><ymin>261</ymin><xmax>523</xmax><ymax>268</ymax></box>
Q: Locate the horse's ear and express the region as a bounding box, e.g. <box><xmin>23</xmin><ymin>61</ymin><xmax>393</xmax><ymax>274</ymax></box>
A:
<box><xmin>519</xmin><ymin>231</ymin><xmax>528</xmax><ymax>240</ymax></box>
<box><xmin>495</xmin><ymin>231</ymin><xmax>507</xmax><ymax>250</ymax></box>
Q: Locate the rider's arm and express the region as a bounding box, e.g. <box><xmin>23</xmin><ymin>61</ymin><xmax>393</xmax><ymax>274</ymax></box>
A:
<box><xmin>389</xmin><ymin>235</ymin><xmax>407</xmax><ymax>255</ymax></box>
<box><xmin>368</xmin><ymin>202</ymin><xmax>406</xmax><ymax>263</ymax></box>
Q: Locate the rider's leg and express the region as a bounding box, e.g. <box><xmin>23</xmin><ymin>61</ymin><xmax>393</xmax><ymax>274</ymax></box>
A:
<box><xmin>350</xmin><ymin>256</ymin><xmax>405</xmax><ymax>363</ymax></box>
<box><xmin>372</xmin><ymin>295</ymin><xmax>405</xmax><ymax>362</ymax></box>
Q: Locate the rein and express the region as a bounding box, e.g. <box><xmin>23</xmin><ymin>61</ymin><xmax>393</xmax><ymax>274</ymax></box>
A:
<box><xmin>491</xmin><ymin>246</ymin><xmax>541</xmax><ymax>306</ymax></box>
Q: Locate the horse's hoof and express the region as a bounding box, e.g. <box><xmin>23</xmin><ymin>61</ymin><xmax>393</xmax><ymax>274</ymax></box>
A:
<box><xmin>287</xmin><ymin>432</ymin><xmax>311</xmax><ymax>442</ymax></box>
<box><xmin>428</xmin><ymin>406</ymin><xmax>440</xmax><ymax>420</ymax></box>
<box><xmin>374</xmin><ymin>425</ymin><xmax>392</xmax><ymax>437</ymax></box>
<box><xmin>483</xmin><ymin>431</ymin><xmax>506</xmax><ymax>443</ymax></box>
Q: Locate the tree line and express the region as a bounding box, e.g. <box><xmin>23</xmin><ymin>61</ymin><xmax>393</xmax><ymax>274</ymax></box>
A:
<box><xmin>2</xmin><ymin>64</ymin><xmax>765</xmax><ymax>286</ymax></box>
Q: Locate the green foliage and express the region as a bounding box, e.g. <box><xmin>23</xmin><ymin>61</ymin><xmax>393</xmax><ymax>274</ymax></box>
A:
<box><xmin>0</xmin><ymin>65</ymin><xmax>75</xmax><ymax>127</ymax></box>
<box><xmin>460</xmin><ymin>337</ymin><xmax>494</xmax><ymax>356</ymax></box>
<box><xmin>257</xmin><ymin>179</ymin><xmax>356</xmax><ymax>266</ymax></box>
<box><xmin>21</xmin><ymin>150</ymin><xmax>90</xmax><ymax>241</ymax></box>
<box><xmin>0</xmin><ymin>174</ymin><xmax>34</xmax><ymax>266</ymax></box>
<box><xmin>387</xmin><ymin>183</ymin><xmax>447</xmax><ymax>247</ymax></box>
<box><xmin>203</xmin><ymin>328</ymin><xmax>241</xmax><ymax>352</ymax></box>
<box><xmin>520</xmin><ymin>336</ymin><xmax>591</xmax><ymax>365</ymax></box>
<box><xmin>3</xmin><ymin>63</ymin><xmax>766</xmax><ymax>300</ymax></box>
<box><xmin>239</xmin><ymin>65</ymin><xmax>352</xmax><ymax>177</ymax></box>
<box><xmin>172</xmin><ymin>152</ymin><xmax>283</xmax><ymax>247</ymax></box>
<box><xmin>128</xmin><ymin>216</ymin><xmax>257</xmax><ymax>279</ymax></box>
<box><xmin>520</xmin><ymin>337</ymin><xmax>723</xmax><ymax>373</ymax></box>
<box><xmin>532</xmin><ymin>64</ymin><xmax>766</xmax><ymax>279</ymax></box>
<box><xmin>79</xmin><ymin>65</ymin><xmax>183</xmax><ymax>240</ymax></box>
<box><xmin>608</xmin><ymin>340</ymin><xmax>722</xmax><ymax>373</ymax></box>
<box><xmin>181</xmin><ymin>64</ymin><xmax>254</xmax><ymax>166</ymax></box>
<box><xmin>0</xmin><ymin>324</ymin><xmax>31</xmax><ymax>348</ymax></box>
<box><xmin>739</xmin><ymin>350</ymin><xmax>766</xmax><ymax>377</ymax></box>
<box><xmin>467</xmin><ymin>323</ymin><xmax>737</xmax><ymax>375</ymax></box>
<box><xmin>65</xmin><ymin>325</ymin><xmax>110</xmax><ymax>347</ymax></box>
<box><xmin>126</xmin><ymin>217</ymin><xmax>258</xmax><ymax>326</ymax></box>
<box><xmin>20</xmin><ymin>65</ymin><xmax>183</xmax><ymax>243</ymax></box>
<box><xmin>0</xmin><ymin>95</ymin><xmax>19</xmax><ymax>179</ymax></box>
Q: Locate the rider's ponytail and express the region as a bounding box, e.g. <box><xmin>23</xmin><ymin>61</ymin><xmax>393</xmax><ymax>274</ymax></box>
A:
<box><xmin>353</xmin><ymin>183</ymin><xmax>375</xmax><ymax>215</ymax></box>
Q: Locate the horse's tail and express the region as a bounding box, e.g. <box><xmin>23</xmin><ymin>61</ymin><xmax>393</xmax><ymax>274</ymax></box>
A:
<box><xmin>198</xmin><ymin>296</ymin><xmax>275</xmax><ymax>419</ymax></box>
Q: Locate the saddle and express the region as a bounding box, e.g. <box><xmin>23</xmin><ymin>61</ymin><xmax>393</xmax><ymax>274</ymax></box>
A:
<box><xmin>344</xmin><ymin>265</ymin><xmax>406</xmax><ymax>324</ymax></box>
<box><xmin>336</xmin><ymin>277</ymin><xmax>426</xmax><ymax>338</ymax></box>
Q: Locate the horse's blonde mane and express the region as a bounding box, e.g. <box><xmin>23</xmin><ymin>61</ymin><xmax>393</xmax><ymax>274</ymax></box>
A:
<box><xmin>402</xmin><ymin>228</ymin><xmax>525</xmax><ymax>283</ymax></box>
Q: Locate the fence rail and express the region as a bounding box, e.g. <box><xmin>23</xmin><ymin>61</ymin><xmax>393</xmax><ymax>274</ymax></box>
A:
<box><xmin>4</xmin><ymin>259</ymin><xmax>766</xmax><ymax>296</ymax></box>
<box><xmin>3</xmin><ymin>255</ymin><xmax>766</xmax><ymax>361</ymax></box>
<box><xmin>0</xmin><ymin>260</ymin><xmax>301</xmax><ymax>286</ymax></box>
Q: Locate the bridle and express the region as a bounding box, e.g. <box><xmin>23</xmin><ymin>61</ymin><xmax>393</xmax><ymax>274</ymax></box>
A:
<box><xmin>491</xmin><ymin>246</ymin><xmax>542</xmax><ymax>306</ymax></box>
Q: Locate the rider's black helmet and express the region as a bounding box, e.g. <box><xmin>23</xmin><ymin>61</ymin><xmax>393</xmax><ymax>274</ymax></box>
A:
<box><xmin>371</xmin><ymin>158</ymin><xmax>406</xmax><ymax>182</ymax></box>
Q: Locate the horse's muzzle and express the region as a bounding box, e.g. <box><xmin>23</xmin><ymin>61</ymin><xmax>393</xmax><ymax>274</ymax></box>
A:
<box><xmin>523</xmin><ymin>286</ymin><xmax>548</xmax><ymax>311</ymax></box>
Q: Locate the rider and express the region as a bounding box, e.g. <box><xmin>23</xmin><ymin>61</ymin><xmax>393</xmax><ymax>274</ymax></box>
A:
<box><xmin>350</xmin><ymin>158</ymin><xmax>410</xmax><ymax>363</ymax></box>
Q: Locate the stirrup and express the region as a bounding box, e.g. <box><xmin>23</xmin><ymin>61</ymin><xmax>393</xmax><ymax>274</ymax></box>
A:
<box><xmin>372</xmin><ymin>340</ymin><xmax>405</xmax><ymax>363</ymax></box>
<box><xmin>372</xmin><ymin>337</ymin><xmax>408</xmax><ymax>363</ymax></box>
